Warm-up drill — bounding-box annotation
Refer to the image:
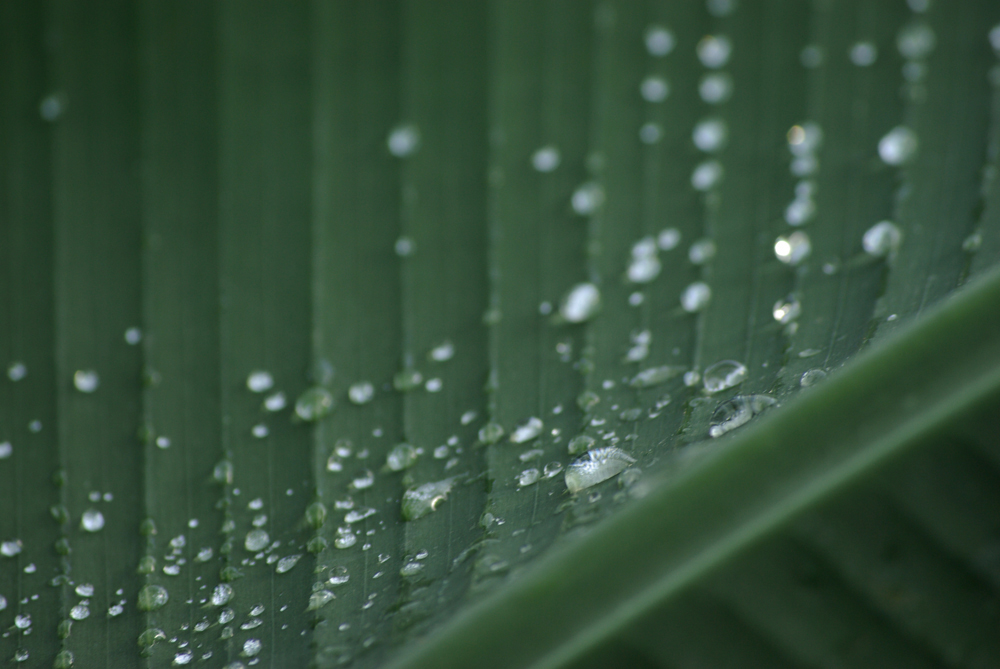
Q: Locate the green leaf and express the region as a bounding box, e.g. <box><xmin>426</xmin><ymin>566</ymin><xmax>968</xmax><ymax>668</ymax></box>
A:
<box><xmin>2</xmin><ymin>0</ymin><xmax>1000</xmax><ymax>668</ymax></box>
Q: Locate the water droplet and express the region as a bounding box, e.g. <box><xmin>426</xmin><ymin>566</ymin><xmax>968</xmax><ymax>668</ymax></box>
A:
<box><xmin>163</xmin><ymin>564</ymin><xmax>181</xmax><ymax>576</ymax></box>
<box><xmin>849</xmin><ymin>41</ymin><xmax>878</xmax><ymax>66</ymax></box>
<box><xmin>394</xmin><ymin>235</ymin><xmax>416</xmax><ymax>257</ymax></box>
<box><xmin>75</xmin><ymin>583</ymin><xmax>94</xmax><ymax>597</ymax></box>
<box><xmin>627</xmin><ymin>252</ymin><xmax>661</xmax><ymax>284</ymax></box>
<box><xmin>210</xmin><ymin>584</ymin><xmax>233</xmax><ymax>606</ymax></box>
<box><xmin>639</xmin><ymin>122</ymin><xmax>663</xmax><ymax>145</ymax></box>
<box><xmin>568</xmin><ymin>434</ymin><xmax>595</xmax><ymax>455</ymax></box>
<box><xmin>7</xmin><ymin>361</ymin><xmax>26</xmax><ymax>381</ymax></box>
<box><xmin>531</xmin><ymin>146</ymin><xmax>561</xmax><ymax>172</ymax></box>
<box><xmin>707</xmin><ymin>0</ymin><xmax>737</xmax><ymax>16</ymax></box>
<box><xmin>656</xmin><ymin>228</ymin><xmax>681</xmax><ymax>251</ymax></box>
<box><xmin>619</xmin><ymin>408</ymin><xmax>643</xmax><ymax>421</ymax></box>
<box><xmin>242</xmin><ymin>639</ymin><xmax>262</xmax><ymax>657</ymax></box>
<box><xmin>878</xmin><ymin>126</ymin><xmax>918</xmax><ymax>165</ymax></box>
<box><xmin>510</xmin><ymin>417</ymin><xmax>544</xmax><ymax>444</ymax></box>
<box><xmin>772</xmin><ymin>296</ymin><xmax>802</xmax><ymax>324</ymax></box>
<box><xmin>425</xmin><ymin>377</ymin><xmax>443</xmax><ymax>392</ymax></box>
<box><xmin>294</xmin><ymin>387</ymin><xmax>334</xmax><ymax>421</ymax></box>
<box><xmin>518</xmin><ymin>468</ymin><xmax>541</xmax><ymax>487</ymax></box>
<box><xmin>784</xmin><ymin>197</ymin><xmax>815</xmax><ymax>226</ymax></box>
<box><xmin>519</xmin><ymin>448</ymin><xmax>544</xmax><ymax>463</ymax></box>
<box><xmin>81</xmin><ymin>509</ymin><xmax>104</xmax><ymax>532</ymax></box>
<box><xmin>693</xmin><ymin>119</ymin><xmax>728</xmax><ymax>152</ymax></box>
<box><xmin>863</xmin><ymin>221</ymin><xmax>903</xmax><ymax>256</ymax></box>
<box><xmin>173</xmin><ymin>651</ymin><xmax>193</xmax><ymax>665</ymax></box>
<box><xmin>14</xmin><ymin>613</ymin><xmax>31</xmax><ymax>629</ymax></box>
<box><xmin>350</xmin><ymin>470</ymin><xmax>375</xmax><ymax>490</ymax></box>
<box><xmin>39</xmin><ymin>93</ymin><xmax>63</xmax><ymax>121</ymax></box>
<box><xmin>108</xmin><ymin>603</ymin><xmax>125</xmax><ymax>617</ymax></box>
<box><xmin>137</xmin><ymin>585</ymin><xmax>169</xmax><ymax>611</ymax></box>
<box><xmin>565</xmin><ymin>447</ymin><xmax>637</xmax><ymax>494</ymax></box>
<box><xmin>909</xmin><ymin>0</ymin><xmax>931</xmax><ymax>12</ymax></box>
<box><xmin>275</xmin><ymin>554</ymin><xmax>302</xmax><ymax>574</ymax></box>
<box><xmin>384</xmin><ymin>443</ymin><xmax>417</xmax><ymax>472</ymax></box>
<box><xmin>543</xmin><ymin>462</ymin><xmax>563</xmax><ymax>478</ymax></box>
<box><xmin>709</xmin><ymin>394</ymin><xmax>778</xmax><ymax>437</ymax></box>
<box><xmin>334</xmin><ymin>527</ymin><xmax>357</xmax><ymax>549</ymax></box>
<box><xmin>681</xmin><ymin>282</ymin><xmax>712</xmax><ymax>312</ymax></box>
<box><xmin>697</xmin><ymin>35</ymin><xmax>732</xmax><ymax>68</ymax></box>
<box><xmin>195</xmin><ymin>546</ymin><xmax>213</xmax><ymax>562</ymax></box>
<box><xmin>155</xmin><ymin>435</ymin><xmax>171</xmax><ymax>449</ymax></box>
<box><xmin>251</xmin><ymin>423</ymin><xmax>269</xmax><ymax>439</ymax></box>
<box><xmin>393</xmin><ymin>368</ymin><xmax>423</xmax><ymax>391</ymax></box>
<box><xmin>69</xmin><ymin>604</ymin><xmax>89</xmax><ymax>620</ymax></box>
<box><xmin>571</xmin><ymin>182</ymin><xmax>605</xmax><ymax>215</ymax></box>
<box><xmin>244</xmin><ymin>529</ymin><xmax>269</xmax><ymax>552</ymax></box>
<box><xmin>345</xmin><ymin>507</ymin><xmax>377</xmax><ymax>524</ymax></box>
<box><xmin>640</xmin><ymin>76</ymin><xmax>670</xmax><ymax>102</ymax></box>
<box><xmin>0</xmin><ymin>594</ymin><xmax>6</xmax><ymax>610</ymax></box>
<box><xmin>691</xmin><ymin>160</ymin><xmax>723</xmax><ymax>191</ymax></box>
<box><xmin>991</xmin><ymin>23</ymin><xmax>1000</xmax><ymax>54</ymax></box>
<box><xmin>252</xmin><ymin>513</ymin><xmax>267</xmax><ymax>527</ymax></box>
<box><xmin>246</xmin><ymin>371</ymin><xmax>273</xmax><ymax>393</ymax></box>
<box><xmin>688</xmin><ymin>239</ymin><xmax>717</xmax><ymax>265</ymax></box>
<box><xmin>800</xmin><ymin>368</ymin><xmax>828</xmax><ymax>387</ymax></box>
<box><xmin>774</xmin><ymin>232</ymin><xmax>811</xmax><ymax>265</ymax></box>
<box><xmin>695</xmin><ymin>72</ymin><xmax>734</xmax><ymax>108</ymax></box>
<box><xmin>387</xmin><ymin>124</ymin><xmax>420</xmax><ymax>157</ymax></box>
<box><xmin>123</xmin><ymin>327</ymin><xmax>142</xmax><ymax>345</ymax></box>
<box><xmin>348</xmin><ymin>381</ymin><xmax>374</xmax><ymax>405</ymax></box>
<box><xmin>54</xmin><ymin>650</ymin><xmax>74</xmax><ymax>669</ymax></box>
<box><xmin>328</xmin><ymin>566</ymin><xmax>350</xmax><ymax>585</ymax></box>
<box><xmin>213</xmin><ymin>459</ymin><xmax>233</xmax><ymax>485</ymax></box>
<box><xmin>560</xmin><ymin>283</ymin><xmax>601</xmax><ymax>323</ymax></box>
<box><xmin>402</xmin><ymin>479</ymin><xmax>455</xmax><ymax>521</ymax></box>
<box><xmin>137</xmin><ymin>556</ymin><xmax>156</xmax><ymax>574</ymax></box>
<box><xmin>434</xmin><ymin>445</ymin><xmax>450</xmax><ymax>459</ymax></box>
<box><xmin>629</xmin><ymin>365</ymin><xmax>684</xmax><ymax>389</ymax></box>
<box><xmin>645</xmin><ymin>25</ymin><xmax>675</xmax><ymax>56</ymax></box>
<box><xmin>577</xmin><ymin>390</ymin><xmax>600</xmax><ymax>412</ymax></box>
<box><xmin>1</xmin><ymin>539</ymin><xmax>22</xmax><ymax>556</ymax></box>
<box><xmin>73</xmin><ymin>370</ymin><xmax>99</xmax><ymax>393</ymax></box>
<box><xmin>703</xmin><ymin>360</ymin><xmax>748</xmax><ymax>393</ymax></box>
<box><xmin>800</xmin><ymin>44</ymin><xmax>823</xmax><ymax>68</ymax></box>
<box><xmin>428</xmin><ymin>340</ymin><xmax>455</xmax><ymax>363</ymax></box>
<box><xmin>308</xmin><ymin>590</ymin><xmax>336</xmax><ymax>611</ymax></box>
<box><xmin>263</xmin><ymin>391</ymin><xmax>286</xmax><ymax>412</ymax></box>
<box><xmin>897</xmin><ymin>23</ymin><xmax>935</xmax><ymax>59</ymax></box>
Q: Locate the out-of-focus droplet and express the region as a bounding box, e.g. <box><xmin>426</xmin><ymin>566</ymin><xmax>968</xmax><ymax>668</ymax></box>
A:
<box><xmin>897</xmin><ymin>23</ymin><xmax>935</xmax><ymax>60</ymax></box>
<box><xmin>73</xmin><ymin>370</ymin><xmax>99</xmax><ymax>393</ymax></box>
<box><xmin>387</xmin><ymin>124</ymin><xmax>420</xmax><ymax>157</ymax></box>
<box><xmin>703</xmin><ymin>360</ymin><xmax>748</xmax><ymax>393</ymax></box>
<box><xmin>692</xmin><ymin>119</ymin><xmax>728</xmax><ymax>152</ymax></box>
<box><xmin>640</xmin><ymin>76</ymin><xmax>670</xmax><ymax>102</ymax></box>
<box><xmin>246</xmin><ymin>371</ymin><xmax>273</xmax><ymax>393</ymax></box>
<box><xmin>294</xmin><ymin>387</ymin><xmax>334</xmax><ymax>421</ymax></box>
<box><xmin>531</xmin><ymin>146</ymin><xmax>561</xmax><ymax>172</ymax></box>
<box><xmin>862</xmin><ymin>221</ymin><xmax>903</xmax><ymax>256</ymax></box>
<box><xmin>81</xmin><ymin>509</ymin><xmax>104</xmax><ymax>532</ymax></box>
<box><xmin>878</xmin><ymin>126</ymin><xmax>918</xmax><ymax>165</ymax></box>
<box><xmin>691</xmin><ymin>160</ymin><xmax>723</xmax><ymax>191</ymax></box>
<box><xmin>571</xmin><ymin>182</ymin><xmax>605</xmax><ymax>215</ymax></box>
<box><xmin>348</xmin><ymin>381</ymin><xmax>375</xmax><ymax>405</ymax></box>
<box><xmin>645</xmin><ymin>25</ymin><xmax>675</xmax><ymax>56</ymax></box>
<box><xmin>772</xmin><ymin>296</ymin><xmax>802</xmax><ymax>324</ymax></box>
<box><xmin>699</xmin><ymin>72</ymin><xmax>733</xmax><ymax>104</ymax></box>
<box><xmin>849</xmin><ymin>41</ymin><xmax>878</xmax><ymax>66</ymax></box>
<box><xmin>681</xmin><ymin>282</ymin><xmax>712</xmax><ymax>312</ymax></box>
<box><xmin>560</xmin><ymin>283</ymin><xmax>601</xmax><ymax>323</ymax></box>
<box><xmin>697</xmin><ymin>35</ymin><xmax>732</xmax><ymax>68</ymax></box>
<box><xmin>774</xmin><ymin>232</ymin><xmax>811</xmax><ymax>265</ymax></box>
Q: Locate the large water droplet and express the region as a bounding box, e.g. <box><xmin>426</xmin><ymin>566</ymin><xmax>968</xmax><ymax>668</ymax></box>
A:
<box><xmin>387</xmin><ymin>124</ymin><xmax>420</xmax><ymax>157</ymax></box>
<box><xmin>849</xmin><ymin>41</ymin><xmax>878</xmax><ymax>66</ymax></box>
<box><xmin>774</xmin><ymin>232</ymin><xmax>811</xmax><ymax>265</ymax></box>
<box><xmin>681</xmin><ymin>282</ymin><xmax>712</xmax><ymax>312</ymax></box>
<box><xmin>560</xmin><ymin>283</ymin><xmax>601</xmax><ymax>323</ymax></box>
<box><xmin>645</xmin><ymin>25</ymin><xmax>675</xmax><ymax>56</ymax></box>
<box><xmin>531</xmin><ymin>146</ymin><xmax>561</xmax><ymax>173</ymax></box>
<box><xmin>73</xmin><ymin>370</ymin><xmax>99</xmax><ymax>393</ymax></box>
<box><xmin>878</xmin><ymin>126</ymin><xmax>918</xmax><ymax>165</ymax></box>
<box><xmin>275</xmin><ymin>554</ymin><xmax>302</xmax><ymax>574</ymax></box>
<box><xmin>246</xmin><ymin>371</ymin><xmax>273</xmax><ymax>393</ymax></box>
<box><xmin>697</xmin><ymin>35</ymin><xmax>732</xmax><ymax>68</ymax></box>
<box><xmin>242</xmin><ymin>639</ymin><xmax>262</xmax><ymax>657</ymax></box>
<box><xmin>510</xmin><ymin>417</ymin><xmax>544</xmax><ymax>444</ymax></box>
<box><xmin>294</xmin><ymin>387</ymin><xmax>334</xmax><ymax>421</ymax></box>
<box><xmin>348</xmin><ymin>381</ymin><xmax>374</xmax><ymax>405</ymax></box>
<box><xmin>709</xmin><ymin>395</ymin><xmax>778</xmax><ymax>438</ymax></box>
<box><xmin>863</xmin><ymin>221</ymin><xmax>903</xmax><ymax>256</ymax></box>
<box><xmin>137</xmin><ymin>585</ymin><xmax>169</xmax><ymax>611</ymax></box>
<box><xmin>244</xmin><ymin>529</ymin><xmax>269</xmax><ymax>552</ymax></box>
<box><xmin>80</xmin><ymin>509</ymin><xmax>105</xmax><ymax>532</ymax></box>
<box><xmin>402</xmin><ymin>479</ymin><xmax>454</xmax><ymax>521</ymax></box>
<box><xmin>565</xmin><ymin>447</ymin><xmax>637</xmax><ymax>494</ymax></box>
<box><xmin>703</xmin><ymin>360</ymin><xmax>748</xmax><ymax>393</ymax></box>
<box><xmin>211</xmin><ymin>584</ymin><xmax>233</xmax><ymax>606</ymax></box>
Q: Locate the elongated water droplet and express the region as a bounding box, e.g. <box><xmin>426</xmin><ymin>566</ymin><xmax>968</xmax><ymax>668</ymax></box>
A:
<box><xmin>244</xmin><ymin>529</ymin><xmax>269</xmax><ymax>552</ymax></box>
<box><xmin>565</xmin><ymin>448</ymin><xmax>637</xmax><ymax>494</ymax></box>
<box><xmin>681</xmin><ymin>282</ymin><xmax>711</xmax><ymax>312</ymax></box>
<box><xmin>510</xmin><ymin>417</ymin><xmax>543</xmax><ymax>444</ymax></box>
<box><xmin>402</xmin><ymin>479</ymin><xmax>454</xmax><ymax>521</ymax></box>
<box><xmin>275</xmin><ymin>554</ymin><xmax>302</xmax><ymax>574</ymax></box>
<box><xmin>630</xmin><ymin>365</ymin><xmax>684</xmax><ymax>389</ymax></box>
<box><xmin>774</xmin><ymin>232</ymin><xmax>811</xmax><ymax>265</ymax></box>
<box><xmin>863</xmin><ymin>220</ymin><xmax>903</xmax><ymax>257</ymax></box>
<box><xmin>263</xmin><ymin>391</ymin><xmax>286</xmax><ymax>412</ymax></box>
<box><xmin>73</xmin><ymin>370</ymin><xmax>99</xmax><ymax>393</ymax></box>
<box><xmin>697</xmin><ymin>35</ymin><xmax>732</xmax><ymax>68</ymax></box>
<box><xmin>295</xmin><ymin>387</ymin><xmax>334</xmax><ymax>421</ymax></box>
<box><xmin>703</xmin><ymin>360</ymin><xmax>748</xmax><ymax>393</ymax></box>
<box><xmin>709</xmin><ymin>395</ymin><xmax>778</xmax><ymax>438</ymax></box>
<box><xmin>800</xmin><ymin>368</ymin><xmax>828</xmax><ymax>387</ymax></box>
<box><xmin>246</xmin><ymin>371</ymin><xmax>273</xmax><ymax>393</ymax></box>
<box><xmin>137</xmin><ymin>585</ymin><xmax>169</xmax><ymax>611</ymax></box>
<box><xmin>387</xmin><ymin>124</ymin><xmax>420</xmax><ymax>157</ymax></box>
<box><xmin>560</xmin><ymin>283</ymin><xmax>601</xmax><ymax>323</ymax></box>
<box><xmin>645</xmin><ymin>25</ymin><xmax>675</xmax><ymax>56</ymax></box>
<box><xmin>344</xmin><ymin>507</ymin><xmax>376</xmax><ymax>524</ymax></box>
<box><xmin>308</xmin><ymin>590</ymin><xmax>335</xmax><ymax>611</ymax></box>
<box><xmin>350</xmin><ymin>470</ymin><xmax>374</xmax><ymax>490</ymax></box>
<box><xmin>81</xmin><ymin>509</ymin><xmax>104</xmax><ymax>532</ymax></box>
<box><xmin>517</xmin><ymin>468</ymin><xmax>540</xmax><ymax>487</ymax></box>
<box><xmin>348</xmin><ymin>381</ymin><xmax>374</xmax><ymax>405</ymax></box>
<box><xmin>878</xmin><ymin>126</ymin><xmax>918</xmax><ymax>165</ymax></box>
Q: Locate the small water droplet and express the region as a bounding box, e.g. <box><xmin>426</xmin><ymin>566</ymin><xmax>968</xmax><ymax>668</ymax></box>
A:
<box><xmin>69</xmin><ymin>604</ymin><xmax>90</xmax><ymax>620</ymax></box>
<box><xmin>863</xmin><ymin>221</ymin><xmax>903</xmax><ymax>256</ymax></box>
<box><xmin>800</xmin><ymin>44</ymin><xmax>823</xmax><ymax>68</ymax></box>
<box><xmin>387</xmin><ymin>124</ymin><xmax>420</xmax><ymax>157</ymax></box>
<box><xmin>393</xmin><ymin>368</ymin><xmax>423</xmax><ymax>392</ymax></box>
<box><xmin>173</xmin><ymin>651</ymin><xmax>193</xmax><ymax>665</ymax></box>
<box><xmin>772</xmin><ymin>296</ymin><xmax>802</xmax><ymax>324</ymax></box>
<box><xmin>213</xmin><ymin>459</ymin><xmax>233</xmax><ymax>485</ymax></box>
<box><xmin>897</xmin><ymin>23</ymin><xmax>935</xmax><ymax>60</ymax></box>
<box><xmin>275</xmin><ymin>554</ymin><xmax>302</xmax><ymax>574</ymax></box>
<box><xmin>531</xmin><ymin>146</ymin><xmax>561</xmax><ymax>172</ymax></box>
<box><xmin>800</xmin><ymin>368</ymin><xmax>828</xmax><ymax>387</ymax></box>
<box><xmin>640</xmin><ymin>76</ymin><xmax>670</xmax><ymax>102</ymax></box>
<box><xmin>709</xmin><ymin>394</ymin><xmax>778</xmax><ymax>438</ymax></box>
<box><xmin>210</xmin><ymin>584</ymin><xmax>233</xmax><ymax>606</ymax></box>
<box><xmin>294</xmin><ymin>387</ymin><xmax>335</xmax><ymax>421</ymax></box>
<box><xmin>699</xmin><ymin>72</ymin><xmax>733</xmax><ymax>103</ymax></box>
<box><xmin>348</xmin><ymin>381</ymin><xmax>375</xmax><ymax>405</ymax></box>
<box><xmin>334</xmin><ymin>527</ymin><xmax>357</xmax><ymax>549</ymax></box>
<box><xmin>565</xmin><ymin>447</ymin><xmax>637</xmax><ymax>494</ymax></box>
<box><xmin>244</xmin><ymin>529</ymin><xmax>269</xmax><ymax>552</ymax></box>
<box><xmin>73</xmin><ymin>370</ymin><xmax>99</xmax><ymax>393</ymax></box>
<box><xmin>251</xmin><ymin>423</ymin><xmax>269</xmax><ymax>439</ymax></box>
<box><xmin>630</xmin><ymin>365</ymin><xmax>684</xmax><ymax>388</ymax></box>
<box><xmin>155</xmin><ymin>435</ymin><xmax>171</xmax><ymax>449</ymax></box>
<box><xmin>242</xmin><ymin>639</ymin><xmax>262</xmax><ymax>657</ymax></box>
<box><xmin>568</xmin><ymin>434</ymin><xmax>595</xmax><ymax>455</ymax></box>
<box><xmin>703</xmin><ymin>360</ymin><xmax>748</xmax><ymax>393</ymax></box>
<box><xmin>543</xmin><ymin>462</ymin><xmax>563</xmax><ymax>478</ymax></box>
<box><xmin>692</xmin><ymin>119</ymin><xmax>728</xmax><ymax>152</ymax></box>
<box><xmin>639</xmin><ymin>122</ymin><xmax>663</xmax><ymax>145</ymax></box>
<box><xmin>697</xmin><ymin>35</ymin><xmax>732</xmax><ymax>68</ymax></box>
<box><xmin>328</xmin><ymin>566</ymin><xmax>350</xmax><ymax>585</ymax></box>
<box><xmin>108</xmin><ymin>603</ymin><xmax>125</xmax><ymax>617</ymax></box>
<box><xmin>425</xmin><ymin>377</ymin><xmax>443</xmax><ymax>392</ymax></box>
<box><xmin>246</xmin><ymin>371</ymin><xmax>273</xmax><ymax>393</ymax></box>
<box><xmin>878</xmin><ymin>126</ymin><xmax>918</xmax><ymax>165</ymax></box>
<box><xmin>124</xmin><ymin>327</ymin><xmax>142</xmax><ymax>345</ymax></box>
<box><xmin>39</xmin><ymin>94</ymin><xmax>63</xmax><ymax>121</ymax></box>
<box><xmin>657</xmin><ymin>228</ymin><xmax>681</xmax><ymax>251</ymax></box>
<box><xmin>774</xmin><ymin>232</ymin><xmax>811</xmax><ymax>265</ymax></box>
<box><xmin>402</xmin><ymin>479</ymin><xmax>455</xmax><ymax>521</ymax></box>
<box><xmin>344</xmin><ymin>507</ymin><xmax>377</xmax><ymax>524</ymax></box>
<box><xmin>428</xmin><ymin>340</ymin><xmax>455</xmax><ymax>363</ymax></box>
<box><xmin>560</xmin><ymin>283</ymin><xmax>601</xmax><ymax>323</ymax></box>
<box><xmin>510</xmin><ymin>417</ymin><xmax>544</xmax><ymax>444</ymax></box>
<box><xmin>849</xmin><ymin>41</ymin><xmax>878</xmax><ymax>66</ymax></box>
<box><xmin>691</xmin><ymin>160</ymin><xmax>723</xmax><ymax>191</ymax></box>
<box><xmin>400</xmin><ymin>561</ymin><xmax>425</xmax><ymax>578</ymax></box>
<box><xmin>7</xmin><ymin>361</ymin><xmax>27</xmax><ymax>381</ymax></box>
<box><xmin>517</xmin><ymin>468</ymin><xmax>541</xmax><ymax>487</ymax></box>
<box><xmin>137</xmin><ymin>585</ymin><xmax>169</xmax><ymax>611</ymax></box>
<box><xmin>681</xmin><ymin>282</ymin><xmax>712</xmax><ymax>312</ymax></box>
<box><xmin>80</xmin><ymin>509</ymin><xmax>104</xmax><ymax>532</ymax></box>
<box><xmin>571</xmin><ymin>182</ymin><xmax>605</xmax><ymax>215</ymax></box>
<box><xmin>645</xmin><ymin>25</ymin><xmax>675</xmax><ymax>56</ymax></box>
